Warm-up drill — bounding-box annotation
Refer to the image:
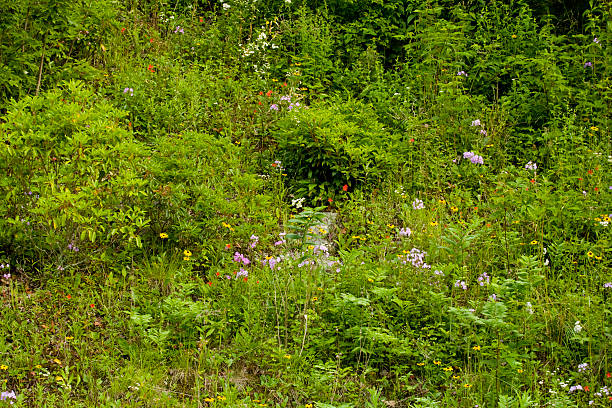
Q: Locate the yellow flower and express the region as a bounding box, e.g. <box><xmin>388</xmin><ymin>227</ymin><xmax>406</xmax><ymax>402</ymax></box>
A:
<box><xmin>417</xmin><ymin>362</ymin><xmax>425</xmax><ymax>366</ymax></box>
<box><xmin>387</xmin><ymin>224</ymin><xmax>395</xmax><ymax>229</ymax></box>
<box><xmin>312</xmin><ymin>297</ymin><xmax>318</xmax><ymax>301</ymax></box>
<box><xmin>433</xmin><ymin>360</ymin><xmax>441</xmax><ymax>365</ymax></box>
<box><xmin>472</xmin><ymin>345</ymin><xmax>481</xmax><ymax>351</ymax></box>
<box><xmin>464</xmin><ymin>383</ymin><xmax>472</xmax><ymax>388</ymax></box>
<box><xmin>594</xmin><ymin>255</ymin><xmax>602</xmax><ymax>260</ymax></box>
<box><xmin>451</xmin><ymin>206</ymin><xmax>458</xmax><ymax>212</ymax></box>
<box><xmin>430</xmin><ymin>221</ymin><xmax>438</xmax><ymax>226</ymax></box>
<box><xmin>511</xmin><ymin>34</ymin><xmax>517</xmax><ymax>38</ymax></box>
<box><xmin>159</xmin><ymin>232</ymin><xmax>168</xmax><ymax>239</ymax></box>
<box><xmin>56</xmin><ymin>376</ymin><xmax>64</xmax><ymax>382</ymax></box>
<box><xmin>217</xmin><ymin>395</ymin><xmax>226</xmax><ymax>400</ymax></box>
<box><xmin>65</xmin><ymin>336</ymin><xmax>74</xmax><ymax>340</ymax></box>
<box><xmin>183</xmin><ymin>249</ymin><xmax>192</xmax><ymax>257</ymax></box>
<box><xmin>590</xmin><ymin>126</ymin><xmax>599</xmax><ymax>131</ymax></box>
<box><xmin>204</xmin><ymin>398</ymin><xmax>215</xmax><ymax>402</ymax></box>
<box><xmin>517</xmin><ymin>369</ymin><xmax>524</xmax><ymax>373</ymax></box>
<box><xmin>53</xmin><ymin>359</ymin><xmax>62</xmax><ymax>365</ymax></box>
<box><xmin>284</xmin><ymin>354</ymin><xmax>291</xmax><ymax>359</ymax></box>
<box><xmin>183</xmin><ymin>256</ymin><xmax>190</xmax><ymax>261</ymax></box>
<box><xmin>443</xmin><ymin>367</ymin><xmax>453</xmax><ymax>371</ymax></box>
<box><xmin>530</xmin><ymin>240</ymin><xmax>538</xmax><ymax>245</ymax></box>
<box><xmin>368</xmin><ymin>278</ymin><xmax>374</xmax><ymax>283</ymax></box>
<box><xmin>35</xmin><ymin>364</ymin><xmax>42</xmax><ymax>369</ymax></box>
<box><xmin>453</xmin><ymin>375</ymin><xmax>460</xmax><ymax>380</ymax></box>
<box><xmin>306</xmin><ymin>405</ymin><xmax>313</xmax><ymax>408</ymax></box>
<box><xmin>317</xmin><ymin>287</ymin><xmax>323</xmax><ymax>291</ymax></box>
<box><xmin>587</xmin><ymin>251</ymin><xmax>594</xmax><ymax>258</ymax></box>
<box><xmin>438</xmin><ymin>199</ymin><xmax>446</xmax><ymax>204</ymax></box>
<box><xmin>0</xmin><ymin>365</ymin><xmax>7</xmax><ymax>370</ymax></box>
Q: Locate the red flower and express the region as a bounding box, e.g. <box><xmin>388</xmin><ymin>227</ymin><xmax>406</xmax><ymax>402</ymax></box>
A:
<box><xmin>328</xmin><ymin>198</ymin><xmax>333</xmax><ymax>203</ymax></box>
<box><xmin>207</xmin><ymin>281</ymin><xmax>212</xmax><ymax>286</ymax></box>
<box><xmin>90</xmin><ymin>304</ymin><xmax>95</xmax><ymax>308</ymax></box>
<box><xmin>149</xmin><ymin>38</ymin><xmax>154</xmax><ymax>43</ymax></box>
<box><xmin>66</xmin><ymin>295</ymin><xmax>71</xmax><ymax>300</ymax></box>
<box><xmin>216</xmin><ymin>272</ymin><xmax>220</xmax><ymax>276</ymax></box>
<box><xmin>147</xmin><ymin>64</ymin><xmax>155</xmax><ymax>73</ymax></box>
<box><xmin>409</xmin><ymin>138</ymin><xmax>415</xmax><ymax>143</ymax></box>
<box><xmin>272</xmin><ymin>162</ymin><xmax>277</xmax><ymax>167</ymax></box>
<box><xmin>243</xmin><ymin>277</ymin><xmax>248</xmax><ymax>282</ymax></box>
<box><xmin>259</xmin><ymin>91</ymin><xmax>263</xmax><ymax>96</ymax></box>
<box><xmin>594</xmin><ymin>187</ymin><xmax>599</xmax><ymax>192</ymax></box>
<box><xmin>199</xmin><ymin>17</ymin><xmax>203</xmax><ymax>22</ymax></box>
<box><xmin>606</xmin><ymin>372</ymin><xmax>611</xmax><ymax>378</ymax></box>
<box><xmin>588</xmin><ymin>170</ymin><xmax>593</xmax><ymax>175</ymax></box>
<box><xmin>530</xmin><ymin>179</ymin><xmax>535</xmax><ymax>183</ymax></box>
<box><xmin>584</xmin><ymin>386</ymin><xmax>590</xmax><ymax>392</ymax></box>
<box><xmin>342</xmin><ymin>184</ymin><xmax>348</xmax><ymax>192</ymax></box>
<box><xmin>266</xmin><ymin>90</ymin><xmax>273</xmax><ymax>97</ymax></box>
<box><xmin>121</xmin><ymin>28</ymin><xmax>126</xmax><ymax>34</ymax></box>
<box><xmin>282</xmin><ymin>82</ymin><xmax>287</xmax><ymax>87</ymax></box>
<box><xmin>578</xmin><ymin>178</ymin><xmax>583</xmax><ymax>181</ymax></box>
<box><xmin>225</xmin><ymin>244</ymin><xmax>231</xmax><ymax>249</ymax></box>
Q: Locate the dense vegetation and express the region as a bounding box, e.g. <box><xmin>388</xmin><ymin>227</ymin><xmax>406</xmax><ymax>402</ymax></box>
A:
<box><xmin>0</xmin><ymin>0</ymin><xmax>610</xmax><ymax>406</ymax></box>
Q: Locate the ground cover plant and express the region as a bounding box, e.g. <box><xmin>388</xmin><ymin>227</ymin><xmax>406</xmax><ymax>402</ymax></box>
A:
<box><xmin>0</xmin><ymin>0</ymin><xmax>610</xmax><ymax>406</ymax></box>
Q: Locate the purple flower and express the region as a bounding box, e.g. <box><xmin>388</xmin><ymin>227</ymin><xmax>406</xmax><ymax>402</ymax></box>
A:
<box><xmin>603</xmin><ymin>282</ymin><xmax>612</xmax><ymax>289</ymax></box>
<box><xmin>123</xmin><ymin>87</ymin><xmax>134</xmax><ymax>96</ymax></box>
<box><xmin>457</xmin><ymin>70</ymin><xmax>468</xmax><ymax>77</ymax></box>
<box><xmin>489</xmin><ymin>294</ymin><xmax>497</xmax><ymax>301</ymax></box>
<box><xmin>463</xmin><ymin>151</ymin><xmax>474</xmax><ymax>159</ymax></box>
<box><xmin>2</xmin><ymin>273</ymin><xmax>10</xmax><ymax>279</ymax></box>
<box><xmin>280</xmin><ymin>95</ymin><xmax>291</xmax><ymax>102</ymax></box>
<box><xmin>237</xmin><ymin>268</ymin><xmax>248</xmax><ymax>278</ymax></box>
<box><xmin>593</xmin><ymin>37</ymin><xmax>599</xmax><ymax>44</ymax></box>
<box><xmin>578</xmin><ymin>362</ymin><xmax>589</xmax><ymax>373</ymax></box>
<box><xmin>454</xmin><ymin>280</ymin><xmax>467</xmax><ymax>290</ymax></box>
<box><xmin>398</xmin><ymin>227</ymin><xmax>411</xmax><ymax>237</ymax></box>
<box><xmin>270</xmin><ymin>104</ymin><xmax>279</xmax><ymax>111</ymax></box>
<box><xmin>471</xmin><ymin>119</ymin><xmax>481</xmax><ymax>127</ymax></box>
<box><xmin>525</xmin><ymin>161</ymin><xmax>537</xmax><ymax>171</ymax></box>
<box><xmin>584</xmin><ymin>61</ymin><xmax>592</xmax><ymax>68</ymax></box>
<box><xmin>412</xmin><ymin>198</ymin><xmax>424</xmax><ymax>210</ymax></box>
<box><xmin>477</xmin><ymin>272</ymin><xmax>490</xmax><ymax>286</ymax></box>
<box><xmin>0</xmin><ymin>390</ymin><xmax>17</xmax><ymax>403</ymax></box>
<box><xmin>479</xmin><ymin>129</ymin><xmax>487</xmax><ymax>136</ymax></box>
<box><xmin>233</xmin><ymin>252</ymin><xmax>250</xmax><ymax>265</ymax></box>
<box><xmin>174</xmin><ymin>26</ymin><xmax>184</xmax><ymax>34</ymax></box>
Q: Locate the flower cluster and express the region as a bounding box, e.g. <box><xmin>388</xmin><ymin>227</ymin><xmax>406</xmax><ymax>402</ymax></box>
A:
<box><xmin>123</xmin><ymin>87</ymin><xmax>134</xmax><ymax>96</ymax></box>
<box><xmin>455</xmin><ymin>280</ymin><xmax>467</xmax><ymax>290</ymax></box>
<box><xmin>463</xmin><ymin>151</ymin><xmax>484</xmax><ymax>165</ymax></box>
<box><xmin>233</xmin><ymin>252</ymin><xmax>250</xmax><ymax>265</ymax></box>
<box><xmin>1</xmin><ymin>263</ymin><xmax>9</xmax><ymax>280</ymax></box>
<box><xmin>398</xmin><ymin>227</ymin><xmax>411</xmax><ymax>237</ymax></box>
<box><xmin>402</xmin><ymin>248</ymin><xmax>430</xmax><ymax>269</ymax></box>
<box><xmin>477</xmin><ymin>272</ymin><xmax>490</xmax><ymax>286</ymax></box>
<box><xmin>578</xmin><ymin>362</ymin><xmax>589</xmax><ymax>373</ymax></box>
<box><xmin>412</xmin><ymin>198</ymin><xmax>425</xmax><ymax>210</ymax></box>
<box><xmin>174</xmin><ymin>26</ymin><xmax>184</xmax><ymax>34</ymax></box>
<box><xmin>525</xmin><ymin>161</ymin><xmax>537</xmax><ymax>171</ymax></box>
<box><xmin>0</xmin><ymin>390</ymin><xmax>17</xmax><ymax>404</ymax></box>
<box><xmin>250</xmin><ymin>235</ymin><xmax>259</xmax><ymax>249</ymax></box>
<box><xmin>67</xmin><ymin>242</ymin><xmax>79</xmax><ymax>252</ymax></box>
<box><xmin>457</xmin><ymin>70</ymin><xmax>468</xmax><ymax>77</ymax></box>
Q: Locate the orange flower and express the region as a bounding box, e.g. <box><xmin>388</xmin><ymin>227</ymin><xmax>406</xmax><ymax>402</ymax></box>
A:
<box><xmin>266</xmin><ymin>90</ymin><xmax>273</xmax><ymax>97</ymax></box>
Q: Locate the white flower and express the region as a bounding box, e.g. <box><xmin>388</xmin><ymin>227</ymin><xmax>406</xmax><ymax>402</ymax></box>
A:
<box><xmin>222</xmin><ymin>2</ymin><xmax>230</xmax><ymax>10</ymax></box>
<box><xmin>574</xmin><ymin>321</ymin><xmax>582</xmax><ymax>333</ymax></box>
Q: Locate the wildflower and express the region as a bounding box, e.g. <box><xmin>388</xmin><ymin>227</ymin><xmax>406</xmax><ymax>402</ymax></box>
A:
<box><xmin>464</xmin><ymin>383</ymin><xmax>473</xmax><ymax>388</ymax></box>
<box><xmin>183</xmin><ymin>250</ymin><xmax>192</xmax><ymax>257</ymax></box>
<box><xmin>472</xmin><ymin>345</ymin><xmax>481</xmax><ymax>351</ymax></box>
<box><xmin>479</xmin><ymin>129</ymin><xmax>487</xmax><ymax>136</ymax></box>
<box><xmin>147</xmin><ymin>64</ymin><xmax>155</xmax><ymax>72</ymax></box>
<box><xmin>328</xmin><ymin>198</ymin><xmax>333</xmax><ymax>203</ymax></box>
<box><xmin>593</xmin><ymin>37</ymin><xmax>600</xmax><ymax>44</ymax></box>
<box><xmin>525</xmin><ymin>161</ymin><xmax>537</xmax><ymax>171</ymax></box>
<box><xmin>159</xmin><ymin>233</ymin><xmax>168</xmax><ymax>239</ymax></box>
<box><xmin>603</xmin><ymin>282</ymin><xmax>612</xmax><ymax>289</ymax></box>
<box><xmin>66</xmin><ymin>294</ymin><xmax>71</xmax><ymax>300</ymax></box>
<box><xmin>587</xmin><ymin>251</ymin><xmax>594</xmax><ymax>258</ymax></box>
<box><xmin>123</xmin><ymin>87</ymin><xmax>134</xmax><ymax>96</ymax></box>
<box><xmin>174</xmin><ymin>26</ymin><xmax>184</xmax><ymax>34</ymax></box>
<box><xmin>530</xmin><ymin>240</ymin><xmax>538</xmax><ymax>245</ymax></box>
<box><xmin>0</xmin><ymin>365</ymin><xmax>7</xmax><ymax>370</ymax></box>
<box><xmin>398</xmin><ymin>227</ymin><xmax>411</xmax><ymax>237</ymax></box>
<box><xmin>222</xmin><ymin>3</ymin><xmax>230</xmax><ymax>10</ymax></box>
<box><xmin>526</xmin><ymin>302</ymin><xmax>534</xmax><ymax>314</ymax></box>
<box><xmin>477</xmin><ymin>272</ymin><xmax>490</xmax><ymax>286</ymax></box>
<box><xmin>53</xmin><ymin>359</ymin><xmax>61</xmax><ymax>365</ymax></box>
<box><xmin>343</xmin><ymin>184</ymin><xmax>348</xmax><ymax>192</ymax></box>
<box><xmin>1</xmin><ymin>390</ymin><xmax>17</xmax><ymax>403</ymax></box>
<box><xmin>270</xmin><ymin>104</ymin><xmax>279</xmax><ymax>111</ymax></box>
<box><xmin>454</xmin><ymin>280</ymin><xmax>467</xmax><ymax>290</ymax></box>
<box><xmin>584</xmin><ymin>61</ymin><xmax>592</xmax><ymax>68</ymax></box>
<box><xmin>574</xmin><ymin>321</ymin><xmax>583</xmax><ymax>333</ymax></box>
<box><xmin>412</xmin><ymin>198</ymin><xmax>425</xmax><ymax>210</ymax></box>
<box><xmin>443</xmin><ymin>367</ymin><xmax>453</xmax><ymax>371</ymax></box>
<box><xmin>149</xmin><ymin>38</ymin><xmax>154</xmax><ymax>43</ymax></box>
<box><xmin>578</xmin><ymin>363</ymin><xmax>589</xmax><ymax>373</ymax></box>
<box><xmin>457</xmin><ymin>71</ymin><xmax>468</xmax><ymax>77</ymax></box>
<box><xmin>453</xmin><ymin>375</ymin><xmax>460</xmax><ymax>379</ymax></box>
<box><xmin>433</xmin><ymin>360</ymin><xmax>441</xmax><ymax>365</ymax></box>
<box><xmin>511</xmin><ymin>34</ymin><xmax>517</xmax><ymax>38</ymax></box>
<box><xmin>471</xmin><ymin>119</ymin><xmax>481</xmax><ymax>127</ymax></box>
<box><xmin>451</xmin><ymin>206</ymin><xmax>458</xmax><ymax>212</ymax></box>
<box><xmin>417</xmin><ymin>362</ymin><xmax>425</xmax><ymax>366</ymax></box>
